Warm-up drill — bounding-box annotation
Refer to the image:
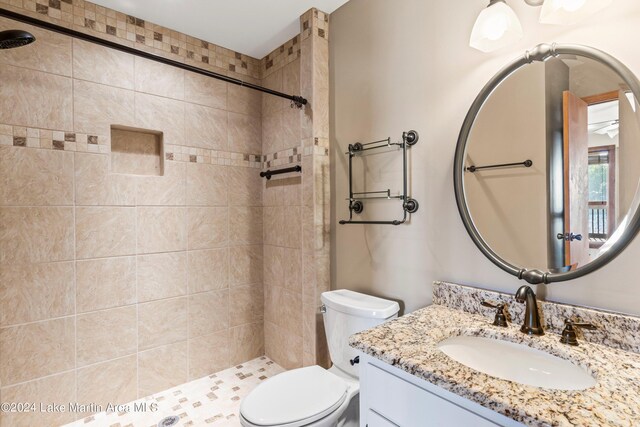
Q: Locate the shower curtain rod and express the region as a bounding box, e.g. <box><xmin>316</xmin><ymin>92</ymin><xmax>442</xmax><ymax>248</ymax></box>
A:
<box><xmin>0</xmin><ymin>8</ymin><xmax>308</xmax><ymax>107</ymax></box>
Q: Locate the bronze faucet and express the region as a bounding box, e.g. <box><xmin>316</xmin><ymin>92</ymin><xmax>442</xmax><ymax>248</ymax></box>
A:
<box><xmin>515</xmin><ymin>285</ymin><xmax>544</xmax><ymax>336</ymax></box>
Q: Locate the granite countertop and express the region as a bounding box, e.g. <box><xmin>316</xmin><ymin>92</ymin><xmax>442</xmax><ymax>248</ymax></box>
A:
<box><xmin>349</xmin><ymin>303</ymin><xmax>640</xmax><ymax>427</ymax></box>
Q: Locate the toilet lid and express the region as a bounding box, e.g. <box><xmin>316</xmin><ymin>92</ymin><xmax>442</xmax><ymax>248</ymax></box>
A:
<box><xmin>240</xmin><ymin>365</ymin><xmax>348</xmax><ymax>426</ymax></box>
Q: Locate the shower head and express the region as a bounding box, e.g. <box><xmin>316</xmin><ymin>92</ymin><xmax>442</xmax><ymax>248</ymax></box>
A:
<box><xmin>0</xmin><ymin>29</ymin><xmax>35</xmax><ymax>50</ymax></box>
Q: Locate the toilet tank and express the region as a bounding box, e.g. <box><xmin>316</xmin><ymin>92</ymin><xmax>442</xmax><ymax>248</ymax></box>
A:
<box><xmin>321</xmin><ymin>290</ymin><xmax>400</xmax><ymax>378</ymax></box>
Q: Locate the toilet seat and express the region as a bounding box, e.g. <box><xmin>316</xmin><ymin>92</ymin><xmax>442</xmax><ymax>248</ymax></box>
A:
<box><xmin>240</xmin><ymin>366</ymin><xmax>348</xmax><ymax>426</ymax></box>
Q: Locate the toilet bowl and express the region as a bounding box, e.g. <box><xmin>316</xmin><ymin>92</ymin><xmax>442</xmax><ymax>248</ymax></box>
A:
<box><xmin>239</xmin><ymin>290</ymin><xmax>400</xmax><ymax>427</ymax></box>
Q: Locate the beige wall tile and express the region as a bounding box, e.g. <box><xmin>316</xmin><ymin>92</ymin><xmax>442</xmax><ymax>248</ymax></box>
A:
<box><xmin>262</xmin><ymin>206</ymin><xmax>280</xmax><ymax>246</ymax></box>
<box><xmin>0</xmin><ymin>317</ymin><xmax>75</xmax><ymax>385</ymax></box>
<box><xmin>188</xmin><ymin>330</ymin><xmax>229</xmax><ymax>380</ymax></box>
<box><xmin>135</xmin><ymin>92</ymin><xmax>185</xmax><ymax>146</ymax></box>
<box><xmin>263</xmin><ymin>179</ymin><xmax>284</xmax><ymax>207</ymax></box>
<box><xmin>284</xmin><ymin>206</ymin><xmax>302</xmax><ymax>248</ymax></box>
<box><xmin>136</xmin><ymin>161</ymin><xmax>186</xmax><ymax>206</ymax></box>
<box><xmin>229</xmin><ymin>207</ymin><xmax>263</xmax><ymax>245</ymax></box>
<box><xmin>187</xmin><ymin>248</ymin><xmax>229</xmax><ymax>294</ymax></box>
<box><xmin>135</xmin><ymin>57</ymin><xmax>184</xmax><ymax>100</ymax></box>
<box><xmin>186</xmin><ymin>163</ymin><xmax>227</xmax><ymax>206</ymax></box>
<box><xmin>262</xmin><ymin>111</ymin><xmax>283</xmax><ymax>155</ymax></box>
<box><xmin>138</xmin><ymin>342</ymin><xmax>187</xmax><ymax>397</ymax></box>
<box><xmin>283</xmin><ymin>59</ymin><xmax>301</xmax><ymax>96</ymax></box>
<box><xmin>76</xmin><ymin>257</ymin><xmax>136</xmax><ymax>313</ymax></box>
<box><xmin>137</xmin><ymin>252</ymin><xmax>187</xmax><ymax>302</ymax></box>
<box><xmin>0</xmin><ymin>262</ymin><xmax>74</xmax><ymax>327</ymax></box>
<box><xmin>77</xmin><ymin>355</ymin><xmax>137</xmax><ymax>410</ymax></box>
<box><xmin>0</xmin><ymin>371</ymin><xmax>76</xmax><ymax>427</ymax></box>
<box><xmin>228</xmin><ymin>166</ymin><xmax>262</xmax><ymax>207</ymax></box>
<box><xmin>264</xmin><ymin>245</ymin><xmax>284</xmax><ymax>287</ymax></box>
<box><xmin>0</xmin><ymin>207</ymin><xmax>74</xmax><ymax>263</ymax></box>
<box><xmin>282</xmin><ymin>106</ymin><xmax>301</xmax><ymax>150</ymax></box>
<box><xmin>0</xmin><ymin>65</ymin><xmax>73</xmax><ymax>130</ymax></box>
<box><xmin>262</xmin><ymin>68</ymin><xmax>283</xmax><ymax>116</ymax></box>
<box><xmin>283</xmin><ymin>248</ymin><xmax>302</xmax><ymax>292</ymax></box>
<box><xmin>185</xmin><ymin>103</ymin><xmax>228</xmax><ymax>150</ymax></box>
<box><xmin>185</xmin><ymin>71</ymin><xmax>227</xmax><ymax>110</ymax></box>
<box><xmin>137</xmin><ymin>207</ymin><xmax>187</xmax><ymax>254</ymax></box>
<box><xmin>74</xmin><ymin>79</ymin><xmax>135</xmax><ymax>135</ymax></box>
<box><xmin>228</xmin><ymin>84</ymin><xmax>261</xmax><ymax>118</ymax></box>
<box><xmin>73</xmin><ymin>39</ymin><xmax>134</xmax><ymax>89</ymax></box>
<box><xmin>138</xmin><ymin>297</ymin><xmax>187</xmax><ymax>350</ymax></box>
<box><xmin>0</xmin><ymin>18</ymin><xmax>72</xmax><ymax>76</ymax></box>
<box><xmin>75</xmin><ymin>152</ymin><xmax>136</xmax><ymax>206</ymax></box>
<box><xmin>230</xmin><ymin>245</ymin><xmax>263</xmax><ymax>286</ymax></box>
<box><xmin>188</xmin><ymin>289</ymin><xmax>228</xmax><ymax>338</ymax></box>
<box><xmin>0</xmin><ymin>146</ymin><xmax>74</xmax><ymax>206</ymax></box>
<box><xmin>230</xmin><ymin>285</ymin><xmax>263</xmax><ymax>327</ymax></box>
<box><xmin>230</xmin><ymin>322</ymin><xmax>264</xmax><ymax>366</ymax></box>
<box><xmin>187</xmin><ymin>207</ymin><xmax>228</xmax><ymax>250</ymax></box>
<box><xmin>77</xmin><ymin>306</ymin><xmax>136</xmax><ymax>366</ymax></box>
<box><xmin>265</xmin><ymin>320</ymin><xmax>302</xmax><ymax>370</ymax></box>
<box><xmin>76</xmin><ymin>207</ymin><xmax>136</xmax><ymax>259</ymax></box>
<box><xmin>228</xmin><ymin>112</ymin><xmax>261</xmax><ymax>154</ymax></box>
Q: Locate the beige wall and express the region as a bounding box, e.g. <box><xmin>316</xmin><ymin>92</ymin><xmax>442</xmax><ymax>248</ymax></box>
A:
<box><xmin>331</xmin><ymin>0</ymin><xmax>640</xmax><ymax>316</ymax></box>
<box><xmin>465</xmin><ymin>63</ymin><xmax>548</xmax><ymax>269</ymax></box>
<box><xmin>0</xmin><ymin>9</ymin><xmax>264</xmax><ymax>427</ymax></box>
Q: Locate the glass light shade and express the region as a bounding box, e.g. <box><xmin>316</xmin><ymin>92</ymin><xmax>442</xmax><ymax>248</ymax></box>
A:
<box><xmin>540</xmin><ymin>0</ymin><xmax>614</xmax><ymax>25</ymax></box>
<box><xmin>470</xmin><ymin>1</ymin><xmax>524</xmax><ymax>53</ymax></box>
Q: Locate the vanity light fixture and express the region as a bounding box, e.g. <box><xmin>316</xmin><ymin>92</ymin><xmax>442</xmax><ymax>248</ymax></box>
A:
<box><xmin>470</xmin><ymin>0</ymin><xmax>523</xmax><ymax>53</ymax></box>
<box><xmin>470</xmin><ymin>0</ymin><xmax>614</xmax><ymax>52</ymax></box>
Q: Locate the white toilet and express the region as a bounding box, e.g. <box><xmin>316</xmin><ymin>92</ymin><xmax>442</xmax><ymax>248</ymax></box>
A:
<box><xmin>239</xmin><ymin>290</ymin><xmax>400</xmax><ymax>427</ymax></box>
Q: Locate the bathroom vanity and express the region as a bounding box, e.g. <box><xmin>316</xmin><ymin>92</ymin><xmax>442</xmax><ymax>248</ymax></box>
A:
<box><xmin>350</xmin><ymin>282</ymin><xmax>640</xmax><ymax>427</ymax></box>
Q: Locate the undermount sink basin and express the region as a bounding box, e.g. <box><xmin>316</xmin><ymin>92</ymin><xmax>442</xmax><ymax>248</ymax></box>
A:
<box><xmin>437</xmin><ymin>335</ymin><xmax>596</xmax><ymax>391</ymax></box>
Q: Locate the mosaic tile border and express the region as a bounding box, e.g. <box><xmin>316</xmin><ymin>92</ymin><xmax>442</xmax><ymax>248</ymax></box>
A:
<box><xmin>433</xmin><ymin>281</ymin><xmax>640</xmax><ymax>354</ymax></box>
<box><xmin>0</xmin><ymin>124</ymin><xmax>264</xmax><ymax>168</ymax></box>
<box><xmin>0</xmin><ymin>124</ymin><xmax>108</xmax><ymax>153</ymax></box>
<box><xmin>261</xmin><ymin>138</ymin><xmax>329</xmax><ymax>169</ymax></box>
<box><xmin>0</xmin><ymin>0</ymin><xmax>261</xmax><ymax>79</ymax></box>
<box><xmin>165</xmin><ymin>144</ymin><xmax>262</xmax><ymax>168</ymax></box>
<box><xmin>262</xmin><ymin>34</ymin><xmax>301</xmax><ymax>76</ymax></box>
<box><xmin>301</xmin><ymin>8</ymin><xmax>329</xmax><ymax>42</ymax></box>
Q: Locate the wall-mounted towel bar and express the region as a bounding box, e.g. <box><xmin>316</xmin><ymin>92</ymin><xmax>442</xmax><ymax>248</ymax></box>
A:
<box><xmin>260</xmin><ymin>165</ymin><xmax>302</xmax><ymax>180</ymax></box>
<box><xmin>339</xmin><ymin>130</ymin><xmax>419</xmax><ymax>226</ymax></box>
<box><xmin>466</xmin><ymin>159</ymin><xmax>533</xmax><ymax>173</ymax></box>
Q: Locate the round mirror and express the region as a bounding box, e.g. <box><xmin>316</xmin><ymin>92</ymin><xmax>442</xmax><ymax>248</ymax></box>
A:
<box><xmin>454</xmin><ymin>44</ymin><xmax>640</xmax><ymax>284</ymax></box>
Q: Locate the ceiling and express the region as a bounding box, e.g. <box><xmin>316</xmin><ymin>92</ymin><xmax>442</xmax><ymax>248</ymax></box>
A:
<box><xmin>91</xmin><ymin>0</ymin><xmax>349</xmax><ymax>59</ymax></box>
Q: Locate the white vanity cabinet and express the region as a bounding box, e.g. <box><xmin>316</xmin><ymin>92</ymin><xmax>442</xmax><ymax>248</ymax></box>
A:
<box><xmin>358</xmin><ymin>353</ymin><xmax>526</xmax><ymax>427</ymax></box>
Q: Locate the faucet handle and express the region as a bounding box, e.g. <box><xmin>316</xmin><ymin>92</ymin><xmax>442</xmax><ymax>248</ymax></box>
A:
<box><xmin>560</xmin><ymin>319</ymin><xmax>598</xmax><ymax>346</ymax></box>
<box><xmin>481</xmin><ymin>300</ymin><xmax>508</xmax><ymax>327</ymax></box>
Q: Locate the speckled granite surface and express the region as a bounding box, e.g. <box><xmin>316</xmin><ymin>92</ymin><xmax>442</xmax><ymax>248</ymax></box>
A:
<box><xmin>350</xmin><ymin>283</ymin><xmax>640</xmax><ymax>427</ymax></box>
<box><xmin>433</xmin><ymin>281</ymin><xmax>640</xmax><ymax>354</ymax></box>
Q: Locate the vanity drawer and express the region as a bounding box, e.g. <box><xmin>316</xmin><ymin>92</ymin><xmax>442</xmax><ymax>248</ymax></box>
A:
<box><xmin>366</xmin><ymin>362</ymin><xmax>500</xmax><ymax>427</ymax></box>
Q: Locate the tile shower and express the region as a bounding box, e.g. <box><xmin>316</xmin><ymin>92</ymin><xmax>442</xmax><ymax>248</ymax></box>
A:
<box><xmin>0</xmin><ymin>1</ymin><xmax>330</xmax><ymax>426</ymax></box>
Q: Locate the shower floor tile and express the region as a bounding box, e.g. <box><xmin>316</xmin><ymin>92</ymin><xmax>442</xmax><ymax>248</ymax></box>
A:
<box><xmin>64</xmin><ymin>356</ymin><xmax>284</xmax><ymax>427</ymax></box>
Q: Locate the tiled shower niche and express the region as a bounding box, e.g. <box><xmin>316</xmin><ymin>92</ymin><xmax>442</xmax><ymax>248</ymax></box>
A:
<box><xmin>111</xmin><ymin>125</ymin><xmax>164</xmax><ymax>176</ymax></box>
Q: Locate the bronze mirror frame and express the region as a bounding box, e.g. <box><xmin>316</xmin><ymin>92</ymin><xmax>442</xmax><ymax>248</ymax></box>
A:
<box><xmin>454</xmin><ymin>43</ymin><xmax>640</xmax><ymax>284</ymax></box>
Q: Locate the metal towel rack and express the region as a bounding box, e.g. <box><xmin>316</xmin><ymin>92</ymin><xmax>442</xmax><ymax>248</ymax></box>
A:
<box><xmin>260</xmin><ymin>165</ymin><xmax>302</xmax><ymax>180</ymax></box>
<box><xmin>466</xmin><ymin>159</ymin><xmax>533</xmax><ymax>173</ymax></box>
<box><xmin>339</xmin><ymin>130</ymin><xmax>419</xmax><ymax>226</ymax></box>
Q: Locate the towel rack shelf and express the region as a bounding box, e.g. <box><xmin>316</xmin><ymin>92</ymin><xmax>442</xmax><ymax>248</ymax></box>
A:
<box><xmin>339</xmin><ymin>130</ymin><xmax>419</xmax><ymax>226</ymax></box>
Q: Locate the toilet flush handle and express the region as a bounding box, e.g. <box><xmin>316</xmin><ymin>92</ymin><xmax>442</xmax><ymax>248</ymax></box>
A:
<box><xmin>320</xmin><ymin>305</ymin><xmax>327</xmax><ymax>314</ymax></box>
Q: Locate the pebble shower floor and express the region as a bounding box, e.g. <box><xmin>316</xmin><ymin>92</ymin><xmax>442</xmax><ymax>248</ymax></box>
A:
<box><xmin>64</xmin><ymin>357</ymin><xmax>284</xmax><ymax>427</ymax></box>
